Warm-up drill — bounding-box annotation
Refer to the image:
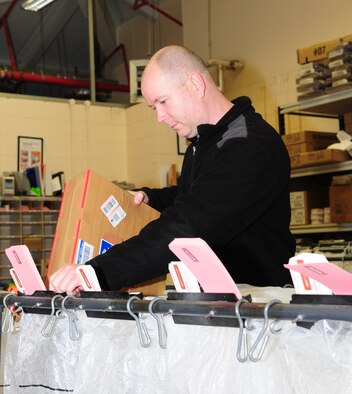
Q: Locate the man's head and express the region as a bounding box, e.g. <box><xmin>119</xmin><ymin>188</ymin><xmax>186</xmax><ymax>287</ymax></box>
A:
<box><xmin>141</xmin><ymin>45</ymin><xmax>222</xmax><ymax>138</ymax></box>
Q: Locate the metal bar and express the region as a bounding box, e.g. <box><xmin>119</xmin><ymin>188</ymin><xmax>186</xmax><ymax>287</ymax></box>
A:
<box><xmin>97</xmin><ymin>43</ymin><xmax>130</xmax><ymax>86</ymax></box>
<box><xmin>0</xmin><ymin>0</ymin><xmax>17</xmax><ymax>29</ymax></box>
<box><xmin>281</xmin><ymin>111</ymin><xmax>340</xmax><ymax>120</ymax></box>
<box><xmin>87</xmin><ymin>0</ymin><xmax>96</xmax><ymax>102</ymax></box>
<box><xmin>133</xmin><ymin>0</ymin><xmax>183</xmax><ymax>27</ymax></box>
<box><xmin>278</xmin><ymin>106</ymin><xmax>285</xmax><ymax>135</ymax></box>
<box><xmin>3</xmin><ymin>20</ymin><xmax>17</xmax><ymax>71</ymax></box>
<box><xmin>0</xmin><ymin>0</ymin><xmax>18</xmax><ymax>71</ymax></box>
<box><xmin>339</xmin><ymin>114</ymin><xmax>345</xmax><ymax>131</ymax></box>
<box><xmin>2</xmin><ymin>294</ymin><xmax>352</xmax><ymax>324</ymax></box>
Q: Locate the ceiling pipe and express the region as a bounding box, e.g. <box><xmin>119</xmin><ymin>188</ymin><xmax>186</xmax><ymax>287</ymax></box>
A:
<box><xmin>0</xmin><ymin>69</ymin><xmax>130</xmax><ymax>92</ymax></box>
<box><xmin>133</xmin><ymin>0</ymin><xmax>182</xmax><ymax>27</ymax></box>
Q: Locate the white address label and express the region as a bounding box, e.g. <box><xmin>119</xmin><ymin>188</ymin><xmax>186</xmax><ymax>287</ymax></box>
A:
<box><xmin>100</xmin><ymin>195</ymin><xmax>126</xmax><ymax>228</ymax></box>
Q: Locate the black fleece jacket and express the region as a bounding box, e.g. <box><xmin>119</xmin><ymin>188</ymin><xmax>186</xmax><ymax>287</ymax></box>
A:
<box><xmin>89</xmin><ymin>96</ymin><xmax>296</xmax><ymax>288</ymax></box>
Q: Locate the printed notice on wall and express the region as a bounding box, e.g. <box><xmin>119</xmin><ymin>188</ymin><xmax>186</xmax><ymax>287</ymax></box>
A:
<box><xmin>100</xmin><ymin>195</ymin><xmax>126</xmax><ymax>228</ymax></box>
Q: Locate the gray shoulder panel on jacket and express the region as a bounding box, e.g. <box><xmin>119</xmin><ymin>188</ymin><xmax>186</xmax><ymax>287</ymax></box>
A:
<box><xmin>217</xmin><ymin>114</ymin><xmax>247</xmax><ymax>149</ymax></box>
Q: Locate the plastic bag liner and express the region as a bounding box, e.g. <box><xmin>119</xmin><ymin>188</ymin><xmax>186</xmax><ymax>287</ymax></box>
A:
<box><xmin>2</xmin><ymin>287</ymin><xmax>352</xmax><ymax>394</ymax></box>
<box><xmin>279</xmin><ymin>320</ymin><xmax>352</xmax><ymax>394</ymax></box>
<box><xmin>1</xmin><ymin>312</ymin><xmax>80</xmax><ymax>393</ymax></box>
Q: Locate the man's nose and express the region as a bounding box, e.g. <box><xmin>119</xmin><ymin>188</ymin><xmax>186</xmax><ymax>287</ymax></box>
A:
<box><xmin>156</xmin><ymin>107</ymin><xmax>167</xmax><ymax>124</ymax></box>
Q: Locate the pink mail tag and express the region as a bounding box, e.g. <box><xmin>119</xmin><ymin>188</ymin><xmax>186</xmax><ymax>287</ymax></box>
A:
<box><xmin>5</xmin><ymin>245</ymin><xmax>46</xmax><ymax>295</ymax></box>
<box><xmin>168</xmin><ymin>238</ymin><xmax>242</xmax><ymax>299</ymax></box>
<box><xmin>284</xmin><ymin>262</ymin><xmax>352</xmax><ymax>295</ymax></box>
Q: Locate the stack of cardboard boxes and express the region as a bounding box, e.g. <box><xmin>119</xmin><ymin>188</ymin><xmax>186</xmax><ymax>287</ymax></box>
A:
<box><xmin>296</xmin><ymin>34</ymin><xmax>352</xmax><ymax>100</ymax></box>
<box><xmin>329</xmin><ymin>174</ymin><xmax>352</xmax><ymax>223</ymax></box>
<box><xmin>290</xmin><ymin>190</ymin><xmax>328</xmax><ymax>226</ymax></box>
<box><xmin>282</xmin><ymin>130</ymin><xmax>349</xmax><ymax>169</ymax></box>
<box><xmin>297</xmin><ymin>34</ymin><xmax>352</xmax><ymax>66</ymax></box>
<box><xmin>284</xmin><ymin>131</ymin><xmax>344</xmax><ymax>226</ymax></box>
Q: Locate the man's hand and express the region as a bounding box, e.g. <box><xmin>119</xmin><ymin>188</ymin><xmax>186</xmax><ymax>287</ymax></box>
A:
<box><xmin>49</xmin><ymin>264</ymin><xmax>83</xmax><ymax>295</ymax></box>
<box><xmin>128</xmin><ymin>190</ymin><xmax>149</xmax><ymax>205</ymax></box>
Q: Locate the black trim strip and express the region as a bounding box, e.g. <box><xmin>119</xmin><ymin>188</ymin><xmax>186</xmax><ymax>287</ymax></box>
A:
<box><xmin>19</xmin><ymin>384</ymin><xmax>73</xmax><ymax>392</ymax></box>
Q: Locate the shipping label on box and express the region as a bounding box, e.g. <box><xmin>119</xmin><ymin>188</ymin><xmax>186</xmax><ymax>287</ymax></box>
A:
<box><xmin>47</xmin><ymin>170</ymin><xmax>166</xmax><ymax>295</ymax></box>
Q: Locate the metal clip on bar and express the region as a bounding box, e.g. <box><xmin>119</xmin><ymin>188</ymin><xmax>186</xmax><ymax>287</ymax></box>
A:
<box><xmin>2</xmin><ymin>292</ymin><xmax>16</xmax><ymax>334</ymax></box>
<box><xmin>60</xmin><ymin>295</ymin><xmax>81</xmax><ymax>341</ymax></box>
<box><xmin>41</xmin><ymin>294</ymin><xmax>65</xmax><ymax>337</ymax></box>
<box><xmin>148</xmin><ymin>297</ymin><xmax>168</xmax><ymax>349</ymax></box>
<box><xmin>248</xmin><ymin>299</ymin><xmax>282</xmax><ymax>362</ymax></box>
<box><xmin>235</xmin><ymin>298</ymin><xmax>251</xmax><ymax>363</ymax></box>
<box><xmin>126</xmin><ymin>296</ymin><xmax>151</xmax><ymax>348</ymax></box>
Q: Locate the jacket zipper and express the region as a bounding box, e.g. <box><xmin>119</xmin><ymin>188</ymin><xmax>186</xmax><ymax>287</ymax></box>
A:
<box><xmin>193</xmin><ymin>136</ymin><xmax>199</xmax><ymax>156</ymax></box>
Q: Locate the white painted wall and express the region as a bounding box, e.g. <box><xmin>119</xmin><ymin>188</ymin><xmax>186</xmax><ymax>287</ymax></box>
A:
<box><xmin>1</xmin><ymin>0</ymin><xmax>352</xmax><ymax>188</ymax></box>
<box><xmin>0</xmin><ymin>95</ymin><xmax>127</xmax><ymax>183</ymax></box>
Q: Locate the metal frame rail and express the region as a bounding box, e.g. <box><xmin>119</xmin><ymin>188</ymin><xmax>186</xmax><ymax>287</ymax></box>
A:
<box><xmin>1</xmin><ymin>293</ymin><xmax>352</xmax><ymax>324</ymax></box>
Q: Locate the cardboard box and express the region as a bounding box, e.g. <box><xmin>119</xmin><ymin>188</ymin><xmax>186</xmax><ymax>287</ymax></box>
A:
<box><xmin>297</xmin><ymin>34</ymin><xmax>352</xmax><ymax>64</ymax></box>
<box><xmin>290</xmin><ymin>149</ymin><xmax>350</xmax><ymax>169</ymax></box>
<box><xmin>23</xmin><ymin>236</ymin><xmax>43</xmax><ymax>250</ymax></box>
<box><xmin>290</xmin><ymin>190</ymin><xmax>328</xmax><ymax>210</ymax></box>
<box><xmin>47</xmin><ymin>170</ymin><xmax>166</xmax><ymax>295</ymax></box>
<box><xmin>282</xmin><ymin>131</ymin><xmax>338</xmax><ymax>146</ymax></box>
<box><xmin>344</xmin><ymin>113</ymin><xmax>352</xmax><ymax>133</ymax></box>
<box><xmin>283</xmin><ymin>131</ymin><xmax>338</xmax><ymax>157</ymax></box>
<box><xmin>329</xmin><ymin>185</ymin><xmax>352</xmax><ymax>223</ymax></box>
<box><xmin>290</xmin><ymin>208</ymin><xmax>310</xmax><ymax>226</ymax></box>
<box><xmin>286</xmin><ymin>140</ymin><xmax>337</xmax><ymax>156</ymax></box>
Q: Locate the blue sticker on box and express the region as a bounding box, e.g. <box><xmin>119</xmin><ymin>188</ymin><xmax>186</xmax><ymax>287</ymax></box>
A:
<box><xmin>99</xmin><ymin>239</ymin><xmax>113</xmax><ymax>255</ymax></box>
<box><xmin>76</xmin><ymin>239</ymin><xmax>94</xmax><ymax>264</ymax></box>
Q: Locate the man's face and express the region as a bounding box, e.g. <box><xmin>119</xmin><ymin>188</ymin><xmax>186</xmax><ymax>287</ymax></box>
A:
<box><xmin>141</xmin><ymin>66</ymin><xmax>200</xmax><ymax>139</ymax></box>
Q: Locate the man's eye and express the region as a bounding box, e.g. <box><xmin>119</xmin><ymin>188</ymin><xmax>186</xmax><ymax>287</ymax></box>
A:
<box><xmin>160</xmin><ymin>99</ymin><xmax>166</xmax><ymax>104</ymax></box>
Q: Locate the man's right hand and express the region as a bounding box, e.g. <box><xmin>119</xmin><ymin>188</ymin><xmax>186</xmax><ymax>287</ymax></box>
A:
<box><xmin>49</xmin><ymin>264</ymin><xmax>83</xmax><ymax>295</ymax></box>
<box><xmin>128</xmin><ymin>190</ymin><xmax>149</xmax><ymax>205</ymax></box>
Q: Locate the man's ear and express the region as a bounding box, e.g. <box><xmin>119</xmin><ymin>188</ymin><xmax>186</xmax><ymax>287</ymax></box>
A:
<box><xmin>188</xmin><ymin>72</ymin><xmax>206</xmax><ymax>98</ymax></box>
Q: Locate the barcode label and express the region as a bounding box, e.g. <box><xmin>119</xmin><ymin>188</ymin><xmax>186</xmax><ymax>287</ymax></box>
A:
<box><xmin>76</xmin><ymin>239</ymin><xmax>94</xmax><ymax>264</ymax></box>
<box><xmin>100</xmin><ymin>195</ymin><xmax>126</xmax><ymax>228</ymax></box>
<box><xmin>101</xmin><ymin>196</ymin><xmax>119</xmax><ymax>216</ymax></box>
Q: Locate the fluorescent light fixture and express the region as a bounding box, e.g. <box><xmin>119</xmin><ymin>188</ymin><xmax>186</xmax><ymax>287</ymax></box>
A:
<box><xmin>21</xmin><ymin>0</ymin><xmax>56</xmax><ymax>11</ymax></box>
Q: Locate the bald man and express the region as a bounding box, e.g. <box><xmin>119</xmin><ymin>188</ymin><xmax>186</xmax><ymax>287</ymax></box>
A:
<box><xmin>50</xmin><ymin>45</ymin><xmax>295</xmax><ymax>294</ymax></box>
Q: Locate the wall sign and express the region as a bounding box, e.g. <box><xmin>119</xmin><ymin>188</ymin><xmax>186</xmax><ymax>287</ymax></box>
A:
<box><xmin>17</xmin><ymin>136</ymin><xmax>43</xmax><ymax>172</ymax></box>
